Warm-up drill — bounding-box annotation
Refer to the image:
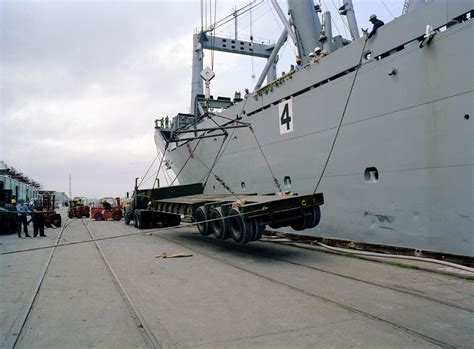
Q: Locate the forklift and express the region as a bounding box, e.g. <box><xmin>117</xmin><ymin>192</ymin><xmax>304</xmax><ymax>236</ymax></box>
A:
<box><xmin>37</xmin><ymin>192</ymin><xmax>62</xmax><ymax>227</ymax></box>
<box><xmin>67</xmin><ymin>197</ymin><xmax>90</xmax><ymax>218</ymax></box>
<box><xmin>91</xmin><ymin>197</ymin><xmax>122</xmax><ymax>221</ymax></box>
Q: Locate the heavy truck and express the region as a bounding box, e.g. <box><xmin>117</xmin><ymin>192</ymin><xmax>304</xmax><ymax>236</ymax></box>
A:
<box><xmin>124</xmin><ymin>180</ymin><xmax>323</xmax><ymax>245</ymax></box>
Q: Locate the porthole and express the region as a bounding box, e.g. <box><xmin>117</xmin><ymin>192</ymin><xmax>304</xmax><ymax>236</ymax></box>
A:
<box><xmin>283</xmin><ymin>176</ymin><xmax>292</xmax><ymax>188</ymax></box>
<box><xmin>241</xmin><ymin>182</ymin><xmax>246</xmax><ymax>190</ymax></box>
<box><xmin>364</xmin><ymin>167</ymin><xmax>379</xmax><ymax>183</ymax></box>
<box><xmin>363</xmin><ymin>50</ymin><xmax>373</xmax><ymax>60</ymax></box>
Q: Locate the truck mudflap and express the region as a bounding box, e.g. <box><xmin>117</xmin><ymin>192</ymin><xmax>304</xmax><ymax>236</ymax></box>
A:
<box><xmin>133</xmin><ymin>209</ymin><xmax>181</xmax><ymax>229</ymax></box>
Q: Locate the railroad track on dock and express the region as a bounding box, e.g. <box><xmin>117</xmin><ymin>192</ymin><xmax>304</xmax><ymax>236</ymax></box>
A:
<box><xmin>185</xmin><ymin>233</ymin><xmax>474</xmax><ymax>312</ymax></box>
<box><xmin>144</xmin><ymin>229</ymin><xmax>473</xmax><ymax>313</ymax></box>
<box><xmin>3</xmin><ymin>218</ymin><xmax>160</xmax><ymax>349</ymax></box>
<box><xmin>150</xmin><ymin>231</ymin><xmax>466</xmax><ymax>348</ymax></box>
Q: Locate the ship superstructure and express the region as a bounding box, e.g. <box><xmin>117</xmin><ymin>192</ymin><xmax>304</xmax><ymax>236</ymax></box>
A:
<box><xmin>154</xmin><ymin>0</ymin><xmax>474</xmax><ymax>256</ymax></box>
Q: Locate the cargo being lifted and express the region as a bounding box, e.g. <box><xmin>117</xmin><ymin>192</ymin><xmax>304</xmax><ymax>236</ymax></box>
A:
<box><xmin>124</xmin><ymin>182</ymin><xmax>324</xmax><ymax>244</ymax></box>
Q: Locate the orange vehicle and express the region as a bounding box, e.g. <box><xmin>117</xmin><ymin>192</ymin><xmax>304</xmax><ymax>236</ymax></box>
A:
<box><xmin>91</xmin><ymin>197</ymin><xmax>122</xmax><ymax>221</ymax></box>
<box><xmin>68</xmin><ymin>197</ymin><xmax>90</xmax><ymax>218</ymax></box>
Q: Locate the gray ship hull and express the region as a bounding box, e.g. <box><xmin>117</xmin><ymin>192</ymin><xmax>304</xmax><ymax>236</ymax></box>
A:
<box><xmin>156</xmin><ymin>1</ymin><xmax>473</xmax><ymax>256</ymax></box>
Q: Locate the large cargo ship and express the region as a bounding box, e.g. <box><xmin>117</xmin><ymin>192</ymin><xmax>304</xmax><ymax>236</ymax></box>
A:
<box><xmin>154</xmin><ymin>0</ymin><xmax>473</xmax><ymax>256</ymax></box>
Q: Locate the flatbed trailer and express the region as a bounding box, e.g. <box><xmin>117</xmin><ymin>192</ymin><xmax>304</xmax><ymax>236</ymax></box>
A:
<box><xmin>130</xmin><ymin>183</ymin><xmax>324</xmax><ymax>244</ymax></box>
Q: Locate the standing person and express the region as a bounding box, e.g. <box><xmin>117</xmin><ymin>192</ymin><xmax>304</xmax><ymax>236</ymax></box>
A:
<box><xmin>295</xmin><ymin>57</ymin><xmax>303</xmax><ymax>72</ymax></box>
<box><xmin>32</xmin><ymin>200</ymin><xmax>46</xmax><ymax>238</ymax></box>
<box><xmin>313</xmin><ymin>47</ymin><xmax>329</xmax><ymax>63</ymax></box>
<box><xmin>305</xmin><ymin>52</ymin><xmax>316</xmax><ymax>66</ymax></box>
<box><xmin>16</xmin><ymin>200</ymin><xmax>31</xmax><ymax>238</ymax></box>
<box><xmin>368</xmin><ymin>14</ymin><xmax>384</xmax><ymax>39</ymax></box>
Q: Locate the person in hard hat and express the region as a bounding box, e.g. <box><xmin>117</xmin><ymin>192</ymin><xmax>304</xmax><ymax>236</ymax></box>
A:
<box><xmin>16</xmin><ymin>199</ymin><xmax>31</xmax><ymax>238</ymax></box>
<box><xmin>313</xmin><ymin>47</ymin><xmax>329</xmax><ymax>63</ymax></box>
<box><xmin>305</xmin><ymin>52</ymin><xmax>316</xmax><ymax>66</ymax></box>
<box><xmin>368</xmin><ymin>14</ymin><xmax>384</xmax><ymax>39</ymax></box>
<box><xmin>295</xmin><ymin>56</ymin><xmax>303</xmax><ymax>72</ymax></box>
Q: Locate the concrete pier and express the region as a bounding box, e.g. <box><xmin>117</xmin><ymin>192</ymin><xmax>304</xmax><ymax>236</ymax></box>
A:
<box><xmin>1</xmin><ymin>213</ymin><xmax>473</xmax><ymax>348</ymax></box>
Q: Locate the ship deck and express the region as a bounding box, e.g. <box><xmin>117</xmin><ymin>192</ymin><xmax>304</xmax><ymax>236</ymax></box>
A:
<box><xmin>1</xmin><ymin>210</ymin><xmax>473</xmax><ymax>348</ymax></box>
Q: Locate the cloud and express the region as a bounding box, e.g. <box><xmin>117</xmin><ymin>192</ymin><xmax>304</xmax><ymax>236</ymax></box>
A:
<box><xmin>1</xmin><ymin>0</ymin><xmax>403</xmax><ymax>198</ymax></box>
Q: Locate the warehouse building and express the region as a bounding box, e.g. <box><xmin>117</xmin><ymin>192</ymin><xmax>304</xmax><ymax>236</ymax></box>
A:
<box><xmin>0</xmin><ymin>161</ymin><xmax>41</xmax><ymax>202</ymax></box>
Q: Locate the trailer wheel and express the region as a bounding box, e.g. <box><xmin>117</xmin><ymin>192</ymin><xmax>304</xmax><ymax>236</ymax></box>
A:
<box><xmin>195</xmin><ymin>207</ymin><xmax>210</xmax><ymax>236</ymax></box>
<box><xmin>94</xmin><ymin>213</ymin><xmax>104</xmax><ymax>221</ymax></box>
<box><xmin>251</xmin><ymin>217</ymin><xmax>264</xmax><ymax>241</ymax></box>
<box><xmin>309</xmin><ymin>206</ymin><xmax>321</xmax><ymax>228</ymax></box>
<box><xmin>291</xmin><ymin>207</ymin><xmax>316</xmax><ymax>231</ymax></box>
<box><xmin>209</xmin><ymin>207</ymin><xmax>228</xmax><ymax>240</ymax></box>
<box><xmin>228</xmin><ymin>208</ymin><xmax>253</xmax><ymax>244</ymax></box>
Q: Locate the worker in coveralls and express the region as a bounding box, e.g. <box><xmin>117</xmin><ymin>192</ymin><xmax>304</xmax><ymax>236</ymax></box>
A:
<box><xmin>16</xmin><ymin>199</ymin><xmax>31</xmax><ymax>238</ymax></box>
<box><xmin>32</xmin><ymin>200</ymin><xmax>46</xmax><ymax>237</ymax></box>
<box><xmin>368</xmin><ymin>14</ymin><xmax>384</xmax><ymax>39</ymax></box>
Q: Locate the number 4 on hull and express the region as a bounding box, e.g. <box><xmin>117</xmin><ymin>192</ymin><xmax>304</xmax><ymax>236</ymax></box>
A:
<box><xmin>278</xmin><ymin>98</ymin><xmax>294</xmax><ymax>135</ymax></box>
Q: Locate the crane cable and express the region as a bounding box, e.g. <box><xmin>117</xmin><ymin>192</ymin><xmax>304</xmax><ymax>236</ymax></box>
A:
<box><xmin>312</xmin><ymin>35</ymin><xmax>368</xmax><ymax>194</ymax></box>
<box><xmin>249</xmin><ymin>126</ymin><xmax>282</xmax><ymax>192</ymax></box>
<box><xmin>137</xmin><ymin>153</ymin><xmax>159</xmax><ymax>188</ymax></box>
<box><xmin>202</xmin><ymin>134</ymin><xmax>228</xmax><ymax>188</ymax></box>
<box><xmin>151</xmin><ymin>143</ymin><xmax>169</xmax><ymax>190</ymax></box>
<box><xmin>169</xmin><ymin>138</ymin><xmax>203</xmax><ymax>186</ymax></box>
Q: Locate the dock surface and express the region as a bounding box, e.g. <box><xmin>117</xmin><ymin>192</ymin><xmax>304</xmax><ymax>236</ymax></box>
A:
<box><xmin>1</xmin><ymin>212</ymin><xmax>473</xmax><ymax>348</ymax></box>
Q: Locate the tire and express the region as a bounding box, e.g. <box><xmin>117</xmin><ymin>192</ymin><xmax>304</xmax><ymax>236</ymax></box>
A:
<box><xmin>228</xmin><ymin>208</ymin><xmax>253</xmax><ymax>244</ymax></box>
<box><xmin>124</xmin><ymin>212</ymin><xmax>131</xmax><ymax>225</ymax></box>
<box><xmin>195</xmin><ymin>206</ymin><xmax>210</xmax><ymax>236</ymax></box>
<box><xmin>94</xmin><ymin>213</ymin><xmax>103</xmax><ymax>221</ymax></box>
<box><xmin>112</xmin><ymin>211</ymin><xmax>122</xmax><ymax>221</ymax></box>
<box><xmin>309</xmin><ymin>206</ymin><xmax>321</xmax><ymax>228</ymax></box>
<box><xmin>68</xmin><ymin>212</ymin><xmax>74</xmax><ymax>219</ymax></box>
<box><xmin>53</xmin><ymin>214</ymin><xmax>62</xmax><ymax>227</ymax></box>
<box><xmin>85</xmin><ymin>213</ymin><xmax>90</xmax><ymax>218</ymax></box>
<box><xmin>291</xmin><ymin>207</ymin><xmax>317</xmax><ymax>231</ymax></box>
<box><xmin>209</xmin><ymin>207</ymin><xmax>228</xmax><ymax>240</ymax></box>
<box><xmin>251</xmin><ymin>217</ymin><xmax>264</xmax><ymax>241</ymax></box>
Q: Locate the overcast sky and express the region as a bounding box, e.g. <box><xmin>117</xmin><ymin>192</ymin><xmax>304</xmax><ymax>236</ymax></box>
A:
<box><xmin>0</xmin><ymin>0</ymin><xmax>402</xmax><ymax>198</ymax></box>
